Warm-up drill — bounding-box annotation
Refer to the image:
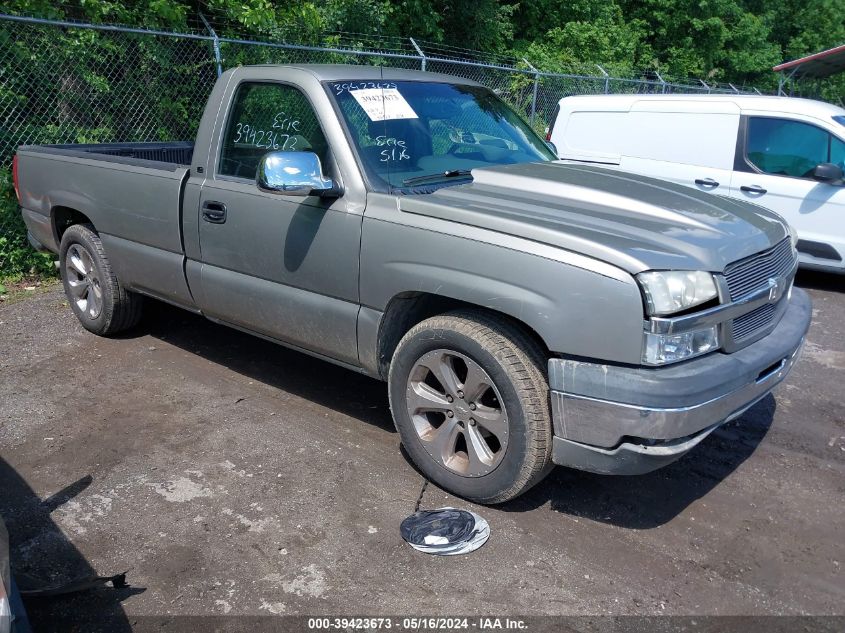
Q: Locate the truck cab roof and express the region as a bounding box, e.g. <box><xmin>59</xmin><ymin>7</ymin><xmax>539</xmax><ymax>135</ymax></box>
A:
<box><xmin>233</xmin><ymin>63</ymin><xmax>482</xmax><ymax>86</ymax></box>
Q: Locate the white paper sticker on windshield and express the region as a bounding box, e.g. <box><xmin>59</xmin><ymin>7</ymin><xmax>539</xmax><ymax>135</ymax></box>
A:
<box><xmin>350</xmin><ymin>88</ymin><xmax>418</xmax><ymax>121</ymax></box>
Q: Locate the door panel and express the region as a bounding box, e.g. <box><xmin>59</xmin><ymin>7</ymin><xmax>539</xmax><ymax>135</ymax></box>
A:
<box><xmin>199</xmin><ymin>258</ymin><xmax>360</xmax><ymax>363</ymax></box>
<box><xmin>729</xmin><ymin>171</ymin><xmax>845</xmax><ymax>270</ymax></box>
<box><xmin>617</xmin><ymin>109</ymin><xmax>738</xmax><ymax>192</ymax></box>
<box><xmin>621</xmin><ymin>156</ymin><xmax>733</xmax><ymax>194</ymax></box>
<box><xmin>197</xmin><ymin>179</ymin><xmax>362</xmax><ymax>364</ymax></box>
<box><xmin>196</xmin><ymin>80</ymin><xmax>363</xmax><ymax>364</ymax></box>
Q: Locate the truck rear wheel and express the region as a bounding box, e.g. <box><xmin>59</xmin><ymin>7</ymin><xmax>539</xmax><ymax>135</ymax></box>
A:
<box><xmin>388</xmin><ymin>311</ymin><xmax>553</xmax><ymax>504</ymax></box>
<box><xmin>59</xmin><ymin>224</ymin><xmax>142</xmax><ymax>335</ymax></box>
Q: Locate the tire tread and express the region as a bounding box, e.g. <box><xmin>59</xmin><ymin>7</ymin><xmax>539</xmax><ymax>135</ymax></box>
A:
<box><xmin>390</xmin><ymin>309</ymin><xmax>553</xmax><ymax>504</ymax></box>
<box><xmin>61</xmin><ymin>224</ymin><xmax>142</xmax><ymax>335</ymax></box>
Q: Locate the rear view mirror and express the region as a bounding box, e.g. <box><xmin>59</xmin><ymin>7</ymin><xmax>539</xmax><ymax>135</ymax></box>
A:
<box><xmin>811</xmin><ymin>162</ymin><xmax>844</xmax><ymax>184</ymax></box>
<box><xmin>257</xmin><ymin>151</ymin><xmax>340</xmax><ymax>197</ymax></box>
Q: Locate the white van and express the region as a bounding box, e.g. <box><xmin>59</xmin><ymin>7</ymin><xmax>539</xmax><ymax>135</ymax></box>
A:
<box><xmin>547</xmin><ymin>95</ymin><xmax>845</xmax><ymax>273</ymax></box>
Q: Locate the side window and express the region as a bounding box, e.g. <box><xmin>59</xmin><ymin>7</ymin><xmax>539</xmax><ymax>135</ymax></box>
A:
<box><xmin>746</xmin><ymin>117</ymin><xmax>830</xmax><ymax>179</ymax></box>
<box><xmin>219</xmin><ymin>82</ymin><xmax>329</xmax><ymax>179</ymax></box>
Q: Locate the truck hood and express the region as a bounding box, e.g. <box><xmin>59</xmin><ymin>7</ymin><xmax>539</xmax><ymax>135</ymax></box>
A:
<box><xmin>398</xmin><ymin>162</ymin><xmax>789</xmax><ymax>274</ymax></box>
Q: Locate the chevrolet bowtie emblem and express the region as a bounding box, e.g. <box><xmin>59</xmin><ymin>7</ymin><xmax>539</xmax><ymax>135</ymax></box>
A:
<box><xmin>768</xmin><ymin>277</ymin><xmax>782</xmax><ymax>301</ymax></box>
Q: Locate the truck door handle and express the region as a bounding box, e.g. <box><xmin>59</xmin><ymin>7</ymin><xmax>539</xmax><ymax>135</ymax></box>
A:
<box><xmin>202</xmin><ymin>201</ymin><xmax>227</xmax><ymax>224</ymax></box>
<box><xmin>695</xmin><ymin>177</ymin><xmax>719</xmax><ymax>188</ymax></box>
<box><xmin>740</xmin><ymin>185</ymin><xmax>767</xmax><ymax>195</ymax></box>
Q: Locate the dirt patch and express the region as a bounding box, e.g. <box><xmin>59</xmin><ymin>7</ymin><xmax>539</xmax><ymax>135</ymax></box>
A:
<box><xmin>1</xmin><ymin>275</ymin><xmax>843</xmax><ymax>629</ymax></box>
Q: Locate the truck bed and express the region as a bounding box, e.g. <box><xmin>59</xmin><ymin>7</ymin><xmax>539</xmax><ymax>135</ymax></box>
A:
<box><xmin>22</xmin><ymin>141</ymin><xmax>194</xmax><ymax>169</ymax></box>
<box><xmin>16</xmin><ymin>140</ymin><xmax>197</xmax><ymax>310</ymax></box>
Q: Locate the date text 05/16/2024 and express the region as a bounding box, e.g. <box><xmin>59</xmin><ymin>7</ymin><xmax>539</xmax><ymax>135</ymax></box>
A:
<box><xmin>307</xmin><ymin>617</ymin><xmax>529</xmax><ymax>630</ymax></box>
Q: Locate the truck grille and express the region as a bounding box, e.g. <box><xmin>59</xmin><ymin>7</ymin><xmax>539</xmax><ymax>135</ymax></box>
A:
<box><xmin>723</xmin><ymin>238</ymin><xmax>796</xmax><ymax>344</ymax></box>
<box><xmin>732</xmin><ymin>303</ymin><xmax>777</xmax><ymax>341</ymax></box>
<box><xmin>724</xmin><ymin>238</ymin><xmax>794</xmax><ymax>300</ymax></box>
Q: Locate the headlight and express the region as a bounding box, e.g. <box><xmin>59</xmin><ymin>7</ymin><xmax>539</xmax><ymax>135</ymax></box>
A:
<box><xmin>643</xmin><ymin>326</ymin><xmax>720</xmax><ymax>365</ymax></box>
<box><xmin>637</xmin><ymin>270</ymin><xmax>718</xmax><ymax>316</ymax></box>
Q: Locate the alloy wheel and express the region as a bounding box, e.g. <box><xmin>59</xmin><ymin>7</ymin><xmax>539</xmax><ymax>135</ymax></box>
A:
<box><xmin>65</xmin><ymin>244</ymin><xmax>103</xmax><ymax>319</ymax></box>
<box><xmin>405</xmin><ymin>349</ymin><xmax>509</xmax><ymax>477</ymax></box>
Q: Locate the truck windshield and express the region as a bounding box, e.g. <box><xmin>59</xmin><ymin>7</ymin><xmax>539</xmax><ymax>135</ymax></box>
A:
<box><xmin>328</xmin><ymin>81</ymin><xmax>555</xmax><ymax>192</ymax></box>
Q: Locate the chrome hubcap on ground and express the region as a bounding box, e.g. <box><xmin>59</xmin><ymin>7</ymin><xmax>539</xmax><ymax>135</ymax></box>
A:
<box><xmin>65</xmin><ymin>244</ymin><xmax>103</xmax><ymax>319</ymax></box>
<box><xmin>406</xmin><ymin>349</ymin><xmax>509</xmax><ymax>477</ymax></box>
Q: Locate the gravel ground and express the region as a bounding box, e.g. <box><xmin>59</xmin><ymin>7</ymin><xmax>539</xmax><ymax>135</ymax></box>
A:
<box><xmin>0</xmin><ymin>272</ymin><xmax>843</xmax><ymax>632</ymax></box>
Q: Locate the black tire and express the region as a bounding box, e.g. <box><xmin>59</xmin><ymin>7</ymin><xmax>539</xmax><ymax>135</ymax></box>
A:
<box><xmin>388</xmin><ymin>310</ymin><xmax>553</xmax><ymax>504</ymax></box>
<box><xmin>59</xmin><ymin>224</ymin><xmax>142</xmax><ymax>335</ymax></box>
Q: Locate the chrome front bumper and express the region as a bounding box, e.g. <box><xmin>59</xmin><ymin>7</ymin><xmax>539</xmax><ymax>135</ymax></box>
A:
<box><xmin>548</xmin><ymin>288</ymin><xmax>811</xmax><ymax>475</ymax></box>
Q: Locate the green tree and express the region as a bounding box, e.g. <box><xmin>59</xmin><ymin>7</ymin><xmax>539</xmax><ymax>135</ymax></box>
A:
<box><xmin>620</xmin><ymin>0</ymin><xmax>781</xmax><ymax>82</ymax></box>
<box><xmin>516</xmin><ymin>3</ymin><xmax>643</xmax><ymax>75</ymax></box>
<box><xmin>430</xmin><ymin>0</ymin><xmax>516</xmax><ymax>52</ymax></box>
<box><xmin>747</xmin><ymin>0</ymin><xmax>845</xmax><ymax>101</ymax></box>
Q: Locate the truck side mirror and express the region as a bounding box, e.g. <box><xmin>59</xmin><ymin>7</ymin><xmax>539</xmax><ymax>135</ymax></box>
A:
<box><xmin>811</xmin><ymin>162</ymin><xmax>844</xmax><ymax>185</ymax></box>
<box><xmin>257</xmin><ymin>151</ymin><xmax>341</xmax><ymax>197</ymax></box>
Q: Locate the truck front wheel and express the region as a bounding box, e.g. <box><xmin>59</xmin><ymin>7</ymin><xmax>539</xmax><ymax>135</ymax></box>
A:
<box><xmin>59</xmin><ymin>224</ymin><xmax>142</xmax><ymax>335</ymax></box>
<box><xmin>388</xmin><ymin>311</ymin><xmax>553</xmax><ymax>504</ymax></box>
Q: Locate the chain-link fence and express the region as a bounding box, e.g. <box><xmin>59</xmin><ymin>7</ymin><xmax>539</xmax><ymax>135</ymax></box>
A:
<box><xmin>0</xmin><ymin>12</ymin><xmax>763</xmax><ymax>280</ymax></box>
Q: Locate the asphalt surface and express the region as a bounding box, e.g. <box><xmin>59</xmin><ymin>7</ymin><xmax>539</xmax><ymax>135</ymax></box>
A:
<box><xmin>0</xmin><ymin>272</ymin><xmax>843</xmax><ymax>631</ymax></box>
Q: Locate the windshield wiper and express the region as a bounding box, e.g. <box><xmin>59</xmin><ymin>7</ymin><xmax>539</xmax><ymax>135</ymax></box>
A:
<box><xmin>402</xmin><ymin>169</ymin><xmax>473</xmax><ymax>186</ymax></box>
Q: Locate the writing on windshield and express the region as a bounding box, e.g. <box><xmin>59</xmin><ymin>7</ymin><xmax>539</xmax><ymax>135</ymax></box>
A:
<box><xmin>328</xmin><ymin>81</ymin><xmax>554</xmax><ymax>192</ymax></box>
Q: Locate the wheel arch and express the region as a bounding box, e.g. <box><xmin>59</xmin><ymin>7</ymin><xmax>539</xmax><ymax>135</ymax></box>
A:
<box><xmin>52</xmin><ymin>205</ymin><xmax>95</xmax><ymax>246</ymax></box>
<box><xmin>374</xmin><ymin>291</ymin><xmax>550</xmax><ymax>380</ymax></box>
